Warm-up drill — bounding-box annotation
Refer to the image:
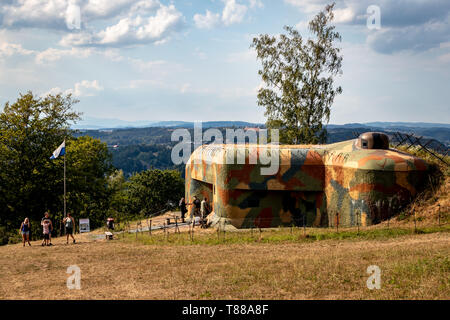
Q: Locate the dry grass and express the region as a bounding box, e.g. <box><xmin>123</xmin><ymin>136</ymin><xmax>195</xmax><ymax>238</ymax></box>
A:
<box><xmin>1</xmin><ymin>166</ymin><xmax>448</xmax><ymax>300</ymax></box>
<box><xmin>0</xmin><ymin>225</ymin><xmax>448</xmax><ymax>300</ymax></box>
<box><xmin>392</xmin><ymin>145</ymin><xmax>450</xmax><ymax>227</ymax></box>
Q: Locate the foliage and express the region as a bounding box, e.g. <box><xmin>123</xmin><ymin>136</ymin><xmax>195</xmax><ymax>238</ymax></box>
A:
<box><xmin>251</xmin><ymin>3</ymin><xmax>342</xmax><ymax>144</ymax></box>
<box><xmin>111</xmin><ymin>144</ymin><xmax>184</xmax><ymax>178</ymax></box>
<box><xmin>125</xmin><ymin>169</ymin><xmax>184</xmax><ymax>218</ymax></box>
<box><xmin>0</xmin><ymin>91</ymin><xmax>190</xmax><ymax>244</ymax></box>
<box><xmin>106</xmin><ymin>169</ymin><xmax>129</xmax><ymax>222</ymax></box>
<box><xmin>395</xmin><ymin>145</ymin><xmax>449</xmax><ymax>177</ymax></box>
<box><xmin>0</xmin><ymin>92</ymin><xmax>117</xmax><ymax>238</ymax></box>
<box><xmin>393</xmin><ymin>145</ymin><xmax>449</xmax><ymax>224</ymax></box>
<box><xmin>0</xmin><ymin>91</ymin><xmax>81</xmax><ymax>235</ymax></box>
<box><xmin>64</xmin><ymin>136</ymin><xmax>114</xmax><ymax>229</ymax></box>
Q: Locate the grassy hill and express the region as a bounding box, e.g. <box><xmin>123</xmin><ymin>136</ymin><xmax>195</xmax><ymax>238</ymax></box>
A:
<box><xmin>2</xmin><ymin>134</ymin><xmax>445</xmax><ymax>300</ymax></box>
<box><xmin>0</xmin><ymin>219</ymin><xmax>448</xmax><ymax>299</ymax></box>
<box><xmin>1</xmin><ymin>165</ymin><xmax>448</xmax><ymax>299</ymax></box>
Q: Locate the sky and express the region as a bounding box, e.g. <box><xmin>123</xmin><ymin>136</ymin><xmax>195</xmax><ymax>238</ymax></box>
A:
<box><xmin>0</xmin><ymin>0</ymin><xmax>449</xmax><ymax>124</ymax></box>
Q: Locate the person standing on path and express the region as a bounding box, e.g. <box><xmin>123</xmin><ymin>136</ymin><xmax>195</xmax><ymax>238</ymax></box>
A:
<box><xmin>179</xmin><ymin>197</ymin><xmax>188</xmax><ymax>223</ymax></box>
<box><xmin>20</xmin><ymin>218</ymin><xmax>31</xmax><ymax>247</ymax></box>
<box><xmin>192</xmin><ymin>196</ymin><xmax>201</xmax><ymax>227</ymax></box>
<box><xmin>42</xmin><ymin>219</ymin><xmax>51</xmax><ymax>246</ymax></box>
<box><xmin>200</xmin><ymin>197</ymin><xmax>209</xmax><ymax>228</ymax></box>
<box><xmin>63</xmin><ymin>212</ymin><xmax>76</xmax><ymax>244</ymax></box>
<box><xmin>41</xmin><ymin>213</ymin><xmax>53</xmax><ymax>246</ymax></box>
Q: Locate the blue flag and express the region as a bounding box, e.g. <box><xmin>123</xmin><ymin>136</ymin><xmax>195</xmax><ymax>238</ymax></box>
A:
<box><xmin>50</xmin><ymin>140</ymin><xmax>66</xmax><ymax>159</ymax></box>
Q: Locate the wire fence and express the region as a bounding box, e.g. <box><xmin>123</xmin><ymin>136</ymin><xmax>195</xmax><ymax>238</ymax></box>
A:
<box><xmin>352</xmin><ymin>130</ymin><xmax>449</xmax><ymax>165</ymax></box>
<box><xmin>105</xmin><ymin>206</ymin><xmax>448</xmax><ymax>244</ymax></box>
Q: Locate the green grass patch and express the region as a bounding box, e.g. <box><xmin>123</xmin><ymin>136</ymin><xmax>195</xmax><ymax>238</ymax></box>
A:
<box><xmin>386</xmin><ymin>255</ymin><xmax>450</xmax><ymax>293</ymax></box>
<box><xmin>117</xmin><ymin>224</ymin><xmax>450</xmax><ymax>246</ymax></box>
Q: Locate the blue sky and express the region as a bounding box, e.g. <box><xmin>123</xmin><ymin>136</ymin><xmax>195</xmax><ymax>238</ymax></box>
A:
<box><xmin>0</xmin><ymin>0</ymin><xmax>449</xmax><ymax>124</ymax></box>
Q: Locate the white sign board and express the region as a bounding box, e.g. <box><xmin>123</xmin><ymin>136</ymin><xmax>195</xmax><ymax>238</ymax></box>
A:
<box><xmin>79</xmin><ymin>218</ymin><xmax>90</xmax><ymax>233</ymax></box>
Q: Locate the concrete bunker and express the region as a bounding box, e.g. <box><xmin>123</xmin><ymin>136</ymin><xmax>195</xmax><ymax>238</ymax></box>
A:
<box><xmin>185</xmin><ymin>132</ymin><xmax>429</xmax><ymax>229</ymax></box>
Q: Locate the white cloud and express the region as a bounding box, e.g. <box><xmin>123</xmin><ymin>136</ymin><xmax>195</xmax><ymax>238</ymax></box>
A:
<box><xmin>128</xmin><ymin>58</ymin><xmax>166</xmax><ymax>70</ymax></box>
<box><xmin>194</xmin><ymin>0</ymin><xmax>250</xmax><ymax>29</ymax></box>
<box><xmin>60</xmin><ymin>3</ymin><xmax>184</xmax><ymax>47</ymax></box>
<box><xmin>83</xmin><ymin>0</ymin><xmax>148</xmax><ymax>19</ymax></box>
<box><xmin>41</xmin><ymin>87</ymin><xmax>65</xmax><ymax>97</ymax></box>
<box><xmin>0</xmin><ymin>0</ymin><xmax>162</xmax><ymax>29</ymax></box>
<box><xmin>102</xmin><ymin>49</ymin><xmax>124</xmax><ymax>62</ymax></box>
<box><xmin>367</xmin><ymin>15</ymin><xmax>450</xmax><ymax>54</ymax></box>
<box><xmin>45</xmin><ymin>80</ymin><xmax>104</xmax><ymax>97</ymax></box>
<box><xmin>193</xmin><ymin>0</ymin><xmax>264</xmax><ymax>29</ymax></box>
<box><xmin>69</xmin><ymin>80</ymin><xmax>103</xmax><ymax>96</ymax></box>
<box><xmin>286</xmin><ymin>0</ymin><xmax>450</xmax><ymax>54</ymax></box>
<box><xmin>194</xmin><ymin>10</ymin><xmax>220</xmax><ymax>29</ymax></box>
<box><xmin>35</xmin><ymin>47</ymin><xmax>92</xmax><ymax>64</ymax></box>
<box><xmin>249</xmin><ymin>0</ymin><xmax>263</xmax><ymax>9</ymax></box>
<box><xmin>1</xmin><ymin>0</ymin><xmax>69</xmax><ymax>29</ymax></box>
<box><xmin>222</xmin><ymin>0</ymin><xmax>248</xmax><ymax>26</ymax></box>
<box><xmin>0</xmin><ymin>42</ymin><xmax>126</xmax><ymax>65</ymax></box>
<box><xmin>333</xmin><ymin>7</ymin><xmax>355</xmax><ymax>23</ymax></box>
<box><xmin>0</xmin><ymin>42</ymin><xmax>35</xmax><ymax>58</ymax></box>
<box><xmin>1</xmin><ymin>1</ymin><xmax>186</xmax><ymax>47</ymax></box>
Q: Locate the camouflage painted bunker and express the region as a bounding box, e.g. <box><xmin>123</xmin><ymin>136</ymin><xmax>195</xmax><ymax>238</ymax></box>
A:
<box><xmin>185</xmin><ymin>132</ymin><xmax>429</xmax><ymax>228</ymax></box>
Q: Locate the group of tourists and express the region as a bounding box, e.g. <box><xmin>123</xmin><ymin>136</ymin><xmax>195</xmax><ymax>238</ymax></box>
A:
<box><xmin>179</xmin><ymin>196</ymin><xmax>211</xmax><ymax>228</ymax></box>
<box><xmin>19</xmin><ymin>198</ymin><xmax>212</xmax><ymax>246</ymax></box>
<box><xmin>19</xmin><ymin>212</ymin><xmax>76</xmax><ymax>247</ymax></box>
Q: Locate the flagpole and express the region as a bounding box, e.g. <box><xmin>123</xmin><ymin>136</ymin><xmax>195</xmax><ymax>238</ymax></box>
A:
<box><xmin>64</xmin><ymin>140</ymin><xmax>66</xmax><ymax>219</ymax></box>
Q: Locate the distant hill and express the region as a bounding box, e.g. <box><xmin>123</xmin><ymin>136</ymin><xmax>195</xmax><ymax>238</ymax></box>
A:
<box><xmin>72</xmin><ymin>117</ymin><xmax>263</xmax><ymax>130</ymax></box>
<box><xmin>76</xmin><ymin>121</ymin><xmax>449</xmax><ymax>177</ymax></box>
<box><xmin>364</xmin><ymin>122</ymin><xmax>450</xmax><ymax>129</ymax></box>
<box><xmin>73</xmin><ymin>117</ymin><xmax>449</xmax><ymax>131</ymax></box>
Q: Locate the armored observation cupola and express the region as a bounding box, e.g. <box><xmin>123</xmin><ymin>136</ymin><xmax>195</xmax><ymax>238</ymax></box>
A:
<box><xmin>356</xmin><ymin>132</ymin><xmax>389</xmax><ymax>150</ymax></box>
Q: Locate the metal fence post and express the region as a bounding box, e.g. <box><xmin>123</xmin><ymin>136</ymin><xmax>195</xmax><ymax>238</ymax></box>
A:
<box><xmin>336</xmin><ymin>212</ymin><xmax>339</xmax><ymax>233</ymax></box>
<box><xmin>357</xmin><ymin>210</ymin><xmax>360</xmax><ymax>234</ymax></box>
<box><xmin>163</xmin><ymin>222</ymin><xmax>166</xmax><ymax>240</ymax></box>
<box><xmin>438</xmin><ymin>204</ymin><xmax>441</xmax><ymax>226</ymax></box>
<box><xmin>303</xmin><ymin>214</ymin><xmax>306</xmax><ymax>236</ymax></box>
<box><xmin>175</xmin><ymin>216</ymin><xmax>179</xmax><ymax>234</ymax></box>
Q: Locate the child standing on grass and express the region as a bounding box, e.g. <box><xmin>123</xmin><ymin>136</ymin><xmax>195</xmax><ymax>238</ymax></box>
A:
<box><xmin>42</xmin><ymin>219</ymin><xmax>51</xmax><ymax>246</ymax></box>
<box><xmin>41</xmin><ymin>212</ymin><xmax>53</xmax><ymax>246</ymax></box>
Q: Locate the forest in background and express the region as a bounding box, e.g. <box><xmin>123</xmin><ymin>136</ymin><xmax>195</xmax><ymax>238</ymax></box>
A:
<box><xmin>77</xmin><ymin>124</ymin><xmax>450</xmax><ymax>178</ymax></box>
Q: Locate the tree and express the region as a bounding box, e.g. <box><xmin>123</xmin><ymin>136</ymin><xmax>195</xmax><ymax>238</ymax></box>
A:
<box><xmin>63</xmin><ymin>135</ymin><xmax>114</xmax><ymax>229</ymax></box>
<box><xmin>106</xmin><ymin>169</ymin><xmax>129</xmax><ymax>222</ymax></box>
<box><xmin>251</xmin><ymin>3</ymin><xmax>343</xmax><ymax>144</ymax></box>
<box><xmin>0</xmin><ymin>92</ymin><xmax>81</xmax><ymax>232</ymax></box>
<box><xmin>0</xmin><ymin>91</ymin><xmax>115</xmax><ymax>239</ymax></box>
<box><xmin>125</xmin><ymin>169</ymin><xmax>184</xmax><ymax>217</ymax></box>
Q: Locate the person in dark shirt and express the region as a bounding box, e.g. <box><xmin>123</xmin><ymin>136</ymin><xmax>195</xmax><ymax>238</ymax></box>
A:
<box><xmin>20</xmin><ymin>218</ymin><xmax>31</xmax><ymax>247</ymax></box>
<box><xmin>179</xmin><ymin>197</ymin><xmax>188</xmax><ymax>223</ymax></box>
<box><xmin>63</xmin><ymin>212</ymin><xmax>76</xmax><ymax>244</ymax></box>
<box><xmin>192</xmin><ymin>196</ymin><xmax>201</xmax><ymax>226</ymax></box>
